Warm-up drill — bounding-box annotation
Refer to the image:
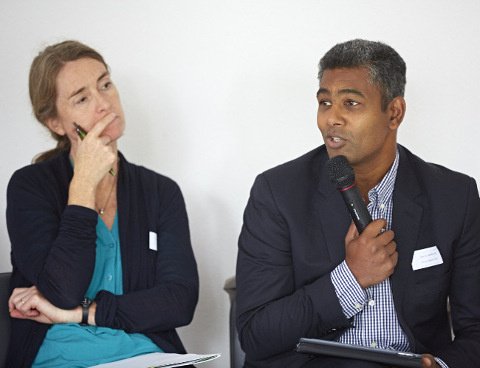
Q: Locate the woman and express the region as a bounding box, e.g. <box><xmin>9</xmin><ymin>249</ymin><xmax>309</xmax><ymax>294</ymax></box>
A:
<box><xmin>6</xmin><ymin>40</ymin><xmax>199</xmax><ymax>367</ymax></box>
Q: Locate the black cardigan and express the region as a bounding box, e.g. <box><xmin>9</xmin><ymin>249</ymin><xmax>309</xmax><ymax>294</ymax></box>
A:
<box><xmin>6</xmin><ymin>151</ymin><xmax>199</xmax><ymax>367</ymax></box>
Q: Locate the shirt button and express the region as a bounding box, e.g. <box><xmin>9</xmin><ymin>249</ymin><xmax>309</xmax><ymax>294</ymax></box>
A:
<box><xmin>380</xmin><ymin>204</ymin><xmax>385</xmax><ymax>210</ymax></box>
<box><xmin>368</xmin><ymin>300</ymin><xmax>375</xmax><ymax>306</ymax></box>
<box><xmin>370</xmin><ymin>342</ymin><xmax>377</xmax><ymax>348</ymax></box>
<box><xmin>354</xmin><ymin>303</ymin><xmax>362</xmax><ymax>309</ymax></box>
<box><xmin>109</xmin><ymin>243</ymin><xmax>114</xmax><ymax>248</ymax></box>
<box><xmin>107</xmin><ymin>275</ymin><xmax>113</xmax><ymax>281</ymax></box>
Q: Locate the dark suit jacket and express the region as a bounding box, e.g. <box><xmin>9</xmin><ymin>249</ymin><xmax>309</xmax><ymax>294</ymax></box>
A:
<box><xmin>236</xmin><ymin>144</ymin><xmax>480</xmax><ymax>368</ymax></box>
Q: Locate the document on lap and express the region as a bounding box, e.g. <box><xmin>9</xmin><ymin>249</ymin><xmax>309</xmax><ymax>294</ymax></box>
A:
<box><xmin>296</xmin><ymin>338</ymin><xmax>422</xmax><ymax>368</ymax></box>
<box><xmin>89</xmin><ymin>353</ymin><xmax>221</xmax><ymax>368</ymax></box>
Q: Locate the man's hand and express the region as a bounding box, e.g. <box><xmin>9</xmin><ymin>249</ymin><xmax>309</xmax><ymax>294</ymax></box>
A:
<box><xmin>422</xmin><ymin>354</ymin><xmax>441</xmax><ymax>367</ymax></box>
<box><xmin>345</xmin><ymin>219</ymin><xmax>398</xmax><ymax>289</ymax></box>
<box><xmin>9</xmin><ymin>286</ymin><xmax>82</xmax><ymax>325</ymax></box>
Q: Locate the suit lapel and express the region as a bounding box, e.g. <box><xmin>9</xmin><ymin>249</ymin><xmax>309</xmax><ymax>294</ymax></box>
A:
<box><xmin>314</xmin><ymin>146</ymin><xmax>426</xmax><ymax>298</ymax></box>
<box><xmin>391</xmin><ymin>146</ymin><xmax>425</xmax><ymax>328</ymax></box>
<box><xmin>315</xmin><ymin>151</ymin><xmax>352</xmax><ymax>265</ymax></box>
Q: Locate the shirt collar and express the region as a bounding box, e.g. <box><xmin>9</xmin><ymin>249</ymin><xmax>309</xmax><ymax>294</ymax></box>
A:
<box><xmin>368</xmin><ymin>149</ymin><xmax>399</xmax><ymax>206</ymax></box>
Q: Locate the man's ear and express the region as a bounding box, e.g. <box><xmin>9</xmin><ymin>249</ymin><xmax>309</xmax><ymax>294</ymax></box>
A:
<box><xmin>45</xmin><ymin>118</ymin><xmax>66</xmax><ymax>136</ymax></box>
<box><xmin>388</xmin><ymin>96</ymin><xmax>406</xmax><ymax>130</ymax></box>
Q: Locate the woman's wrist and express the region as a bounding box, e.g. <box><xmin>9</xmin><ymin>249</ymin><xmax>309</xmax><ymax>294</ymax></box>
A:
<box><xmin>74</xmin><ymin>300</ymin><xmax>96</xmax><ymax>326</ymax></box>
<box><xmin>88</xmin><ymin>301</ymin><xmax>97</xmax><ymax>326</ymax></box>
<box><xmin>68</xmin><ymin>177</ymin><xmax>96</xmax><ymax>209</ymax></box>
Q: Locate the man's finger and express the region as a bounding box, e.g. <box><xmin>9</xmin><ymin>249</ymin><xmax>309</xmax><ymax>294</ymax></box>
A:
<box><xmin>361</xmin><ymin>218</ymin><xmax>387</xmax><ymax>238</ymax></box>
<box><xmin>345</xmin><ymin>220</ymin><xmax>359</xmax><ymax>245</ymax></box>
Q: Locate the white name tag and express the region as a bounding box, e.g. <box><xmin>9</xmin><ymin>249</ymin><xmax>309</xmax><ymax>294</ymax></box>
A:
<box><xmin>411</xmin><ymin>246</ymin><xmax>443</xmax><ymax>271</ymax></box>
<box><xmin>149</xmin><ymin>231</ymin><xmax>158</xmax><ymax>251</ymax></box>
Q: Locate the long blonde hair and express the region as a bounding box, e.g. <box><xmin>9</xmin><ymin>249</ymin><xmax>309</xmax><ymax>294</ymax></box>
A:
<box><xmin>29</xmin><ymin>40</ymin><xmax>109</xmax><ymax>162</ymax></box>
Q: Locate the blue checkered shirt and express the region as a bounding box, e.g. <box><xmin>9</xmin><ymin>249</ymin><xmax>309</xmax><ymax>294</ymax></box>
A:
<box><xmin>330</xmin><ymin>150</ymin><xmax>448</xmax><ymax>368</ymax></box>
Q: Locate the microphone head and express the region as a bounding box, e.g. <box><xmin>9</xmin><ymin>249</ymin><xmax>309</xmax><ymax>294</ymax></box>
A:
<box><xmin>326</xmin><ymin>155</ymin><xmax>356</xmax><ymax>189</ymax></box>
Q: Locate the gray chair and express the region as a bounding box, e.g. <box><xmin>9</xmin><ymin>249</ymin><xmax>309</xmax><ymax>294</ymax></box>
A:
<box><xmin>0</xmin><ymin>272</ymin><xmax>11</xmax><ymax>368</ymax></box>
<box><xmin>223</xmin><ymin>276</ymin><xmax>245</xmax><ymax>368</ymax></box>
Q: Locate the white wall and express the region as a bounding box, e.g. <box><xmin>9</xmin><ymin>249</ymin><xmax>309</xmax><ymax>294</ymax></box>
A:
<box><xmin>1</xmin><ymin>1</ymin><xmax>479</xmax><ymax>366</ymax></box>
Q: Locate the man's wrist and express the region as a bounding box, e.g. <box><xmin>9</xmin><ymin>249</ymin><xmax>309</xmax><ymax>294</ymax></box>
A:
<box><xmin>331</xmin><ymin>261</ymin><xmax>367</xmax><ymax>318</ymax></box>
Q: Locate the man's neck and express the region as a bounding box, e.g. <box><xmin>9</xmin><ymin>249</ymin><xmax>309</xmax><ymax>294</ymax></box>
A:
<box><xmin>354</xmin><ymin>151</ymin><xmax>397</xmax><ymax>204</ymax></box>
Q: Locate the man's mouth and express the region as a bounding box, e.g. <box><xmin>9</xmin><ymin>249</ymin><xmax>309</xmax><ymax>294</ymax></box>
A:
<box><xmin>326</xmin><ymin>135</ymin><xmax>347</xmax><ymax>149</ymax></box>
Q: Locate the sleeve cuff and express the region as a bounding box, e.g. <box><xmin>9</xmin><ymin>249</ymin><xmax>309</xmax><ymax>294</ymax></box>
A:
<box><xmin>435</xmin><ymin>357</ymin><xmax>449</xmax><ymax>368</ymax></box>
<box><xmin>330</xmin><ymin>260</ymin><xmax>367</xmax><ymax>319</ymax></box>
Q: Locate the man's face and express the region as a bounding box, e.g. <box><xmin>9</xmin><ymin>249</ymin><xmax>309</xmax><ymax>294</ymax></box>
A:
<box><xmin>317</xmin><ymin>67</ymin><xmax>399</xmax><ymax>170</ymax></box>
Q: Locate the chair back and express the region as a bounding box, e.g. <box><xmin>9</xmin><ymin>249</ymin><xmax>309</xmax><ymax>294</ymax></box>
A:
<box><xmin>224</xmin><ymin>276</ymin><xmax>246</xmax><ymax>368</ymax></box>
<box><xmin>0</xmin><ymin>272</ymin><xmax>11</xmax><ymax>368</ymax></box>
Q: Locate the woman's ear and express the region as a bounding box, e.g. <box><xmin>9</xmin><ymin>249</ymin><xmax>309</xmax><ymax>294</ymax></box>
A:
<box><xmin>388</xmin><ymin>96</ymin><xmax>406</xmax><ymax>130</ymax></box>
<box><xmin>45</xmin><ymin>118</ymin><xmax>66</xmax><ymax>136</ymax></box>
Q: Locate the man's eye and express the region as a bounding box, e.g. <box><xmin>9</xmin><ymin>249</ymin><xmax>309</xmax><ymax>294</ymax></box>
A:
<box><xmin>346</xmin><ymin>100</ymin><xmax>359</xmax><ymax>106</ymax></box>
<box><xmin>319</xmin><ymin>100</ymin><xmax>331</xmax><ymax>106</ymax></box>
<box><xmin>102</xmin><ymin>82</ymin><xmax>112</xmax><ymax>89</ymax></box>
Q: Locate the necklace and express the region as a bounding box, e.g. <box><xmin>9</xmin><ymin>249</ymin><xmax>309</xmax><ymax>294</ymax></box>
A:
<box><xmin>97</xmin><ymin>176</ymin><xmax>116</xmax><ymax>215</ymax></box>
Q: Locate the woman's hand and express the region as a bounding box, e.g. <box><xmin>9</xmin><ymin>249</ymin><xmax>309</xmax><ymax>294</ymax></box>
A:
<box><xmin>68</xmin><ymin>113</ymin><xmax>118</xmax><ymax>210</ymax></box>
<box><xmin>9</xmin><ymin>286</ymin><xmax>83</xmax><ymax>325</ymax></box>
<box><xmin>72</xmin><ymin>112</ymin><xmax>118</xmax><ymax>186</ymax></box>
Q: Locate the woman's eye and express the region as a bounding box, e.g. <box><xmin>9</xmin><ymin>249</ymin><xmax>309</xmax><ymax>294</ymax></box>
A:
<box><xmin>102</xmin><ymin>82</ymin><xmax>112</xmax><ymax>89</ymax></box>
<box><xmin>76</xmin><ymin>96</ymin><xmax>87</xmax><ymax>104</ymax></box>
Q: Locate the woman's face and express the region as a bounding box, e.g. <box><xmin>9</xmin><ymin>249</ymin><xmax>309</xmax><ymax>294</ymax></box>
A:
<box><xmin>46</xmin><ymin>57</ymin><xmax>125</xmax><ymax>149</ymax></box>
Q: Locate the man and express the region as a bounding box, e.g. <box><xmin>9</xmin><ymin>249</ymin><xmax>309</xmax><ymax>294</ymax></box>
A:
<box><xmin>235</xmin><ymin>39</ymin><xmax>480</xmax><ymax>368</ymax></box>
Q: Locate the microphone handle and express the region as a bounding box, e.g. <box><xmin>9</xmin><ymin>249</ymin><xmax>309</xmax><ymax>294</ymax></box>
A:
<box><xmin>340</xmin><ymin>184</ymin><xmax>373</xmax><ymax>233</ymax></box>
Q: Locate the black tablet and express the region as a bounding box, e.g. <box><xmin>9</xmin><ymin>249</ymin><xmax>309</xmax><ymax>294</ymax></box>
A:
<box><xmin>296</xmin><ymin>338</ymin><xmax>423</xmax><ymax>368</ymax></box>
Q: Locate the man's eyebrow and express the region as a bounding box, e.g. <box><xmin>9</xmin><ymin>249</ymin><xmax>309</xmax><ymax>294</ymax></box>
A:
<box><xmin>338</xmin><ymin>88</ymin><xmax>365</xmax><ymax>98</ymax></box>
<box><xmin>316</xmin><ymin>88</ymin><xmax>329</xmax><ymax>96</ymax></box>
<box><xmin>316</xmin><ymin>88</ymin><xmax>365</xmax><ymax>98</ymax></box>
<box><xmin>68</xmin><ymin>71</ymin><xmax>110</xmax><ymax>100</ymax></box>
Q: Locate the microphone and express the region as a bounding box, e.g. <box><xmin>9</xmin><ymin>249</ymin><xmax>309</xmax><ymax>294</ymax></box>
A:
<box><xmin>326</xmin><ymin>155</ymin><xmax>372</xmax><ymax>233</ymax></box>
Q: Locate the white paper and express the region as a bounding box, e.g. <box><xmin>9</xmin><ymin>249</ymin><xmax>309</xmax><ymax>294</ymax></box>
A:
<box><xmin>411</xmin><ymin>246</ymin><xmax>443</xmax><ymax>271</ymax></box>
<box><xmin>149</xmin><ymin>231</ymin><xmax>158</xmax><ymax>251</ymax></box>
<box><xmin>90</xmin><ymin>353</ymin><xmax>221</xmax><ymax>368</ymax></box>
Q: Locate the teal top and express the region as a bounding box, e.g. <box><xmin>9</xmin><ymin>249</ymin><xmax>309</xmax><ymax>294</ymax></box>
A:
<box><xmin>32</xmin><ymin>214</ymin><xmax>163</xmax><ymax>368</ymax></box>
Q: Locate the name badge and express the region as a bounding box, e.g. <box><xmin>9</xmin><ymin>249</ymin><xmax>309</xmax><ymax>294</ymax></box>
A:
<box><xmin>149</xmin><ymin>231</ymin><xmax>158</xmax><ymax>251</ymax></box>
<box><xmin>411</xmin><ymin>246</ymin><xmax>443</xmax><ymax>271</ymax></box>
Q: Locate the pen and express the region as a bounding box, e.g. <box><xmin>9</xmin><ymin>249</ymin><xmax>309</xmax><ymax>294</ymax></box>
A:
<box><xmin>73</xmin><ymin>122</ymin><xmax>116</xmax><ymax>176</ymax></box>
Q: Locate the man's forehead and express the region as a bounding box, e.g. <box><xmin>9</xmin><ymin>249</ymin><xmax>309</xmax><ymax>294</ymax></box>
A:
<box><xmin>318</xmin><ymin>67</ymin><xmax>376</xmax><ymax>94</ymax></box>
